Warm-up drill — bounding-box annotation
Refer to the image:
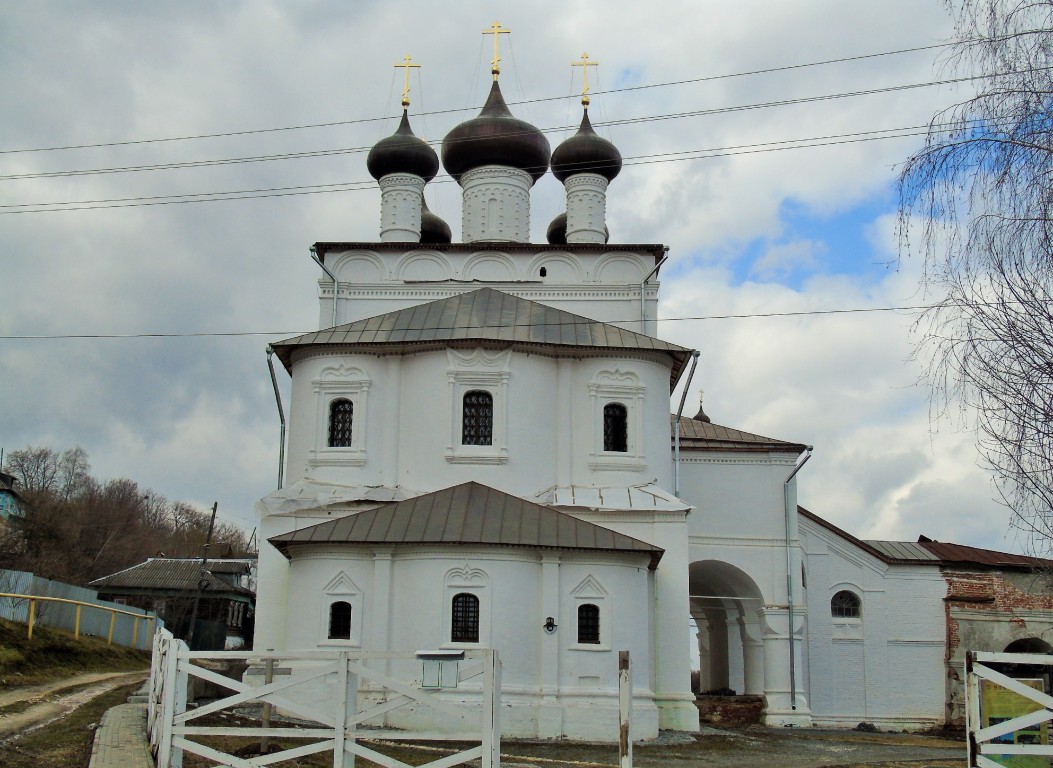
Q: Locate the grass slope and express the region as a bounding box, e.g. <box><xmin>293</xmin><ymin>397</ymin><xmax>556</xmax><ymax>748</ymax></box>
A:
<box><xmin>0</xmin><ymin>617</ymin><xmax>150</xmax><ymax>689</ymax></box>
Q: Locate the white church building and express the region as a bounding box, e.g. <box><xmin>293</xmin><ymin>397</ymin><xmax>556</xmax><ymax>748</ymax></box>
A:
<box><xmin>252</xmin><ymin>45</ymin><xmax>1035</xmax><ymax>740</ymax></box>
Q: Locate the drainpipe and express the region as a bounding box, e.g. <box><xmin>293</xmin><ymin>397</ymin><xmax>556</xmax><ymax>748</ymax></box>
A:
<box><xmin>266</xmin><ymin>347</ymin><xmax>286</xmax><ymax>490</ymax></box>
<box><xmin>673</xmin><ymin>350</ymin><xmax>701</xmax><ymax>498</ymax></box>
<box><xmin>783</xmin><ymin>445</ymin><xmax>813</xmax><ymax>710</ymax></box>
<box><xmin>640</xmin><ymin>248</ymin><xmax>669</xmax><ymax>333</ymax></box>
<box><xmin>309</xmin><ymin>246</ymin><xmax>339</xmax><ymax>328</ymax></box>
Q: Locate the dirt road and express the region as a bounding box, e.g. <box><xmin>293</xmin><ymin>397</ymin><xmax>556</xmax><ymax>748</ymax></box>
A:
<box><xmin>0</xmin><ymin>670</ymin><xmax>147</xmax><ymax>743</ymax></box>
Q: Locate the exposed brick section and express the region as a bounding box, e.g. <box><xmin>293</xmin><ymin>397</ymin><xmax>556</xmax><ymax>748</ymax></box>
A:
<box><xmin>943</xmin><ymin>567</ymin><xmax>1053</xmax><ymax>662</ymax></box>
<box><xmin>695</xmin><ymin>695</ymin><xmax>765</xmax><ymax>726</ymax></box>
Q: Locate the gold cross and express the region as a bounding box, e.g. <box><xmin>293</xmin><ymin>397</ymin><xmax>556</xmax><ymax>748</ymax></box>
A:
<box><xmin>394</xmin><ymin>55</ymin><xmax>421</xmax><ymax>108</ymax></box>
<box><xmin>572</xmin><ymin>52</ymin><xmax>599</xmax><ymax>106</ymax></box>
<box><xmin>483</xmin><ymin>21</ymin><xmax>511</xmax><ymax>79</ymax></box>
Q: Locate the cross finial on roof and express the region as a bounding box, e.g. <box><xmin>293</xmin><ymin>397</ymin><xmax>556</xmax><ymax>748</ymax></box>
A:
<box><xmin>572</xmin><ymin>51</ymin><xmax>599</xmax><ymax>107</ymax></box>
<box><xmin>483</xmin><ymin>21</ymin><xmax>510</xmax><ymax>80</ymax></box>
<box><xmin>395</xmin><ymin>54</ymin><xmax>421</xmax><ymax>108</ymax></box>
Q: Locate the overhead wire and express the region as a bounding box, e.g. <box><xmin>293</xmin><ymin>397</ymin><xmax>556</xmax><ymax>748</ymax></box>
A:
<box><xmin>0</xmin><ymin>301</ymin><xmax>1021</xmax><ymax>341</ymax></box>
<box><xmin>0</xmin><ymin>71</ymin><xmax>1006</xmax><ymax>183</ymax></box>
<box><xmin>0</xmin><ymin>40</ymin><xmax>956</xmax><ymax>156</ymax></box>
<box><xmin>0</xmin><ymin>123</ymin><xmax>968</xmax><ymax>214</ymax></box>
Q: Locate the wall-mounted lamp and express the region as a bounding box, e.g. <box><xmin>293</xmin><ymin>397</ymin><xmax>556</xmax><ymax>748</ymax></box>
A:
<box><xmin>543</xmin><ymin>617</ymin><xmax>558</xmax><ymax>634</ymax></box>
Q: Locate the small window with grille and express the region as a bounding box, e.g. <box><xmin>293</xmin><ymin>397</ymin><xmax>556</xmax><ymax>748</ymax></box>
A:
<box><xmin>462</xmin><ymin>391</ymin><xmax>494</xmax><ymax>446</ymax></box>
<box><xmin>831</xmin><ymin>590</ymin><xmax>861</xmax><ymax>619</ymax></box>
<box><xmin>328</xmin><ymin>398</ymin><xmax>354</xmax><ymax>447</ymax></box>
<box><xmin>577</xmin><ymin>603</ymin><xmax>601</xmax><ymax>644</ymax></box>
<box><xmin>451</xmin><ymin>592</ymin><xmax>480</xmax><ymax>643</ymax></box>
<box><xmin>603</xmin><ymin>403</ymin><xmax>628</xmax><ymax>452</ymax></box>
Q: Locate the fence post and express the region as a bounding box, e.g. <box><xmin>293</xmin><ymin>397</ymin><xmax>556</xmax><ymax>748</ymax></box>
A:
<box><xmin>74</xmin><ymin>604</ymin><xmax>82</xmax><ymax>640</ymax></box>
<box><xmin>157</xmin><ymin>638</ymin><xmax>180</xmax><ymax>768</ymax></box>
<box><xmin>482</xmin><ymin>649</ymin><xmax>501</xmax><ymax>768</ymax></box>
<box><xmin>619</xmin><ymin>651</ymin><xmax>632</xmax><ymax>768</ymax></box>
<box><xmin>27</xmin><ymin>599</ymin><xmax>36</xmax><ymax>640</ymax></box>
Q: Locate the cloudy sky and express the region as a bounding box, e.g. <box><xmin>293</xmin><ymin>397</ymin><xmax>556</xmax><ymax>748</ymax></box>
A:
<box><xmin>1</xmin><ymin>1</ymin><xmax>1020</xmax><ymax>552</ymax></box>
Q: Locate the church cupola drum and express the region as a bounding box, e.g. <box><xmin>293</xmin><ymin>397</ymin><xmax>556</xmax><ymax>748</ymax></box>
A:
<box><xmin>367</xmin><ymin>57</ymin><xmax>440</xmax><ymax>243</ymax></box>
<box><xmin>549</xmin><ymin>52</ymin><xmax>622</xmax><ymax>245</ymax></box>
<box><xmin>441</xmin><ymin>23</ymin><xmax>550</xmax><ymax>243</ymax></box>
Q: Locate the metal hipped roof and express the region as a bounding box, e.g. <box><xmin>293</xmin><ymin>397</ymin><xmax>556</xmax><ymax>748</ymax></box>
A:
<box><xmin>672</xmin><ymin>414</ymin><xmax>807</xmax><ymax>453</ymax></box>
<box><xmin>89</xmin><ymin>558</ymin><xmax>255</xmax><ymax>596</ymax></box>
<box><xmin>269</xmin><ymin>288</ymin><xmax>692</xmax><ymax>389</ymax></box>
<box><xmin>269</xmin><ymin>481</ymin><xmax>664</xmax><ymax>569</ymax></box>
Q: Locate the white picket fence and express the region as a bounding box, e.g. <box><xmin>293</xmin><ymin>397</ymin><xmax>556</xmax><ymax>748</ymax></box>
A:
<box><xmin>966</xmin><ymin>649</ymin><xmax>1053</xmax><ymax>766</ymax></box>
<box><xmin>148</xmin><ymin>629</ymin><xmax>501</xmax><ymax>768</ymax></box>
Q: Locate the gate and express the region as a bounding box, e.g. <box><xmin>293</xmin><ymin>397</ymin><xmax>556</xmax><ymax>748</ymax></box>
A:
<box><xmin>149</xmin><ymin>629</ymin><xmax>501</xmax><ymax>768</ymax></box>
<box><xmin>966</xmin><ymin>650</ymin><xmax>1053</xmax><ymax>766</ymax></box>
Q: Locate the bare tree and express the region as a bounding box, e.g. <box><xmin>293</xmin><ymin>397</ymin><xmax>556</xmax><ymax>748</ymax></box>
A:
<box><xmin>899</xmin><ymin>0</ymin><xmax>1053</xmax><ymax>553</ymax></box>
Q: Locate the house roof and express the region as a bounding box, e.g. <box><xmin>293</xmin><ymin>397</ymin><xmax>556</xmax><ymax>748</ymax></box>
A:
<box><xmin>269</xmin><ymin>481</ymin><xmax>664</xmax><ymax>569</ymax></box>
<box><xmin>269</xmin><ymin>288</ymin><xmax>692</xmax><ymax>389</ymax></box>
<box><xmin>800</xmin><ymin>507</ymin><xmax>1053</xmax><ymax>571</ymax></box>
<box><xmin>90</xmin><ymin>558</ymin><xmax>255</xmax><ymax>597</ymax></box>
<box><xmin>672</xmin><ymin>414</ymin><xmax>807</xmax><ymax>453</ymax></box>
<box><xmin>0</xmin><ymin>471</ymin><xmax>23</xmax><ymax>500</ymax></box>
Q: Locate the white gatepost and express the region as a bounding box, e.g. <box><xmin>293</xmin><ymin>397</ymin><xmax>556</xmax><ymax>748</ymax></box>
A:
<box><xmin>482</xmin><ymin>649</ymin><xmax>502</xmax><ymax>768</ymax></box>
<box><xmin>619</xmin><ymin>650</ymin><xmax>632</xmax><ymax>768</ymax></box>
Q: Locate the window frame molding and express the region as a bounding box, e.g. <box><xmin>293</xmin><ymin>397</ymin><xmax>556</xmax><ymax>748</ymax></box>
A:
<box><xmin>318</xmin><ymin>571</ymin><xmax>363</xmax><ymax>647</ymax></box>
<box><xmin>310</xmin><ymin>364</ymin><xmax>371</xmax><ymax>468</ymax></box>
<box><xmin>588</xmin><ymin>369</ymin><xmax>647</xmax><ymax>471</ymax></box>
<box><xmin>570</xmin><ymin>574</ymin><xmax>611</xmax><ymax>652</ymax></box>
<box><xmin>441</xmin><ymin>566</ymin><xmax>490</xmax><ymax>649</ymax></box>
<box><xmin>445</xmin><ymin>349</ymin><xmax>510</xmax><ymax>465</ymax></box>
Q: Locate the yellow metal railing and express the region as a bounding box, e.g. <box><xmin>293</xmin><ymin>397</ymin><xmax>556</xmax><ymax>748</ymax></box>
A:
<box><xmin>0</xmin><ymin>592</ymin><xmax>155</xmax><ymax>647</ymax></box>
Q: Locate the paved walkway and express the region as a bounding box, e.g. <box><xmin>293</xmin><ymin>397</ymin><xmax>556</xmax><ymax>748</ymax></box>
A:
<box><xmin>88</xmin><ymin>701</ymin><xmax>153</xmax><ymax>768</ymax></box>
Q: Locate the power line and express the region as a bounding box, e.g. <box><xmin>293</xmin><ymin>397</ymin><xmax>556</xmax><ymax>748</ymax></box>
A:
<box><xmin>0</xmin><ymin>41</ymin><xmax>953</xmax><ymax>156</ymax></box>
<box><xmin>0</xmin><ymin>124</ymin><xmax>946</xmax><ymax>214</ymax></box>
<box><xmin>0</xmin><ymin>303</ymin><xmax>979</xmax><ymax>341</ymax></box>
<box><xmin>0</xmin><ymin>72</ymin><xmax>996</xmax><ymax>183</ymax></box>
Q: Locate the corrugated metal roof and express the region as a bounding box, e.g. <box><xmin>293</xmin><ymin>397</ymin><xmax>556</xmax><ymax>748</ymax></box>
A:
<box><xmin>865</xmin><ymin>540</ymin><xmax>940</xmax><ymax>561</ymax></box>
<box><xmin>269</xmin><ymin>481</ymin><xmax>664</xmax><ymax>568</ymax></box>
<box><xmin>270</xmin><ymin>288</ymin><xmax>692</xmax><ymax>388</ymax></box>
<box><xmin>672</xmin><ymin>415</ymin><xmax>807</xmax><ymax>453</ymax></box>
<box><xmin>89</xmin><ymin>558</ymin><xmax>255</xmax><ymax>596</ymax></box>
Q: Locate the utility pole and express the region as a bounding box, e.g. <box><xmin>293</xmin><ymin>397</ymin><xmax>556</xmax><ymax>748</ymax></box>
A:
<box><xmin>187</xmin><ymin>501</ymin><xmax>218</xmax><ymax>650</ymax></box>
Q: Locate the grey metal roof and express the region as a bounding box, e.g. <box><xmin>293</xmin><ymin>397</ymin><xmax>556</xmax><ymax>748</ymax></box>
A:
<box><xmin>312</xmin><ymin>242</ymin><xmax>668</xmax><ymax>263</ymax></box>
<box><xmin>269</xmin><ymin>481</ymin><xmax>664</xmax><ymax>569</ymax></box>
<box><xmin>672</xmin><ymin>415</ymin><xmax>807</xmax><ymax>453</ymax></box>
<box><xmin>270</xmin><ymin>288</ymin><xmax>692</xmax><ymax>388</ymax></box>
<box><xmin>865</xmin><ymin>540</ymin><xmax>940</xmax><ymax>562</ymax></box>
<box><xmin>90</xmin><ymin>558</ymin><xmax>255</xmax><ymax>597</ymax></box>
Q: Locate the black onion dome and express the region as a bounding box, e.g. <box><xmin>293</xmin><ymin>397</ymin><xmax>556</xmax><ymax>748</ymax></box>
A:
<box><xmin>367</xmin><ymin>110</ymin><xmax>439</xmax><ymax>182</ymax></box>
<box><xmin>551</xmin><ymin>108</ymin><xmax>622</xmax><ymax>183</ymax></box>
<box><xmin>546</xmin><ymin>212</ymin><xmax>567</xmax><ymax>245</ymax></box>
<box><xmin>442</xmin><ymin>80</ymin><xmax>551</xmax><ymax>184</ymax></box>
<box><xmin>420</xmin><ymin>200</ymin><xmax>452</xmax><ymax>244</ymax></box>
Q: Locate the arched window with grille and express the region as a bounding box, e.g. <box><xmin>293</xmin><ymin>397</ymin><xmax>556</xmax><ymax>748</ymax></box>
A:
<box><xmin>328</xmin><ymin>601</ymin><xmax>352</xmax><ymax>639</ymax></box>
<box><xmin>451</xmin><ymin>592</ymin><xmax>480</xmax><ymax>643</ymax></box>
<box><xmin>603</xmin><ymin>403</ymin><xmax>628</xmax><ymax>452</ymax></box>
<box><xmin>462</xmin><ymin>391</ymin><xmax>493</xmax><ymax>446</ymax></box>
<box><xmin>577</xmin><ymin>603</ymin><xmax>601</xmax><ymax>644</ymax></box>
<box><xmin>328</xmin><ymin>398</ymin><xmax>354</xmax><ymax>447</ymax></box>
<box><xmin>831</xmin><ymin>590</ymin><xmax>862</xmax><ymax>618</ymax></box>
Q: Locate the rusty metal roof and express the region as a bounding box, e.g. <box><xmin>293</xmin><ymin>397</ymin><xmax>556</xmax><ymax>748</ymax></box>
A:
<box><xmin>672</xmin><ymin>415</ymin><xmax>807</xmax><ymax>453</ymax></box>
<box><xmin>90</xmin><ymin>558</ymin><xmax>255</xmax><ymax>597</ymax></box>
<box><xmin>269</xmin><ymin>481</ymin><xmax>664</xmax><ymax>569</ymax></box>
<box><xmin>270</xmin><ymin>288</ymin><xmax>692</xmax><ymax>389</ymax></box>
